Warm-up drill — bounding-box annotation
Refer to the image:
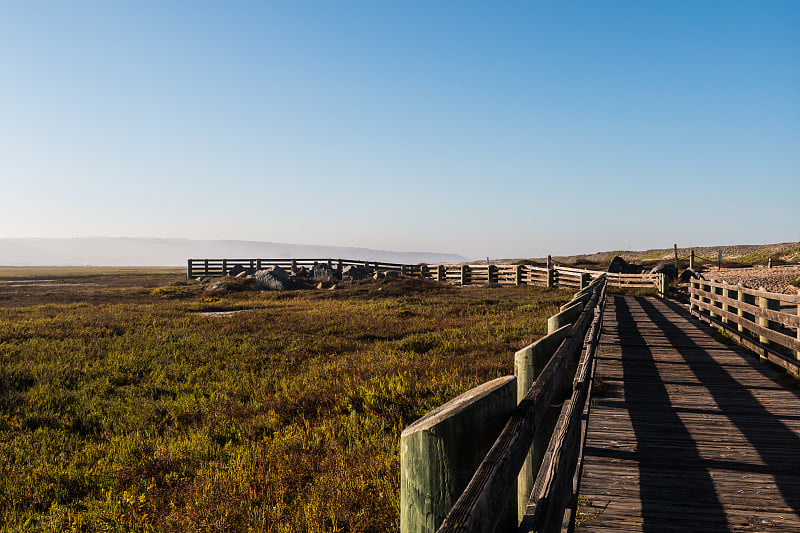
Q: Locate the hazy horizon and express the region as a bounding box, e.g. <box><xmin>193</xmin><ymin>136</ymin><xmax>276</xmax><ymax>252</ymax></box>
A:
<box><xmin>2</xmin><ymin>3</ymin><xmax>798</xmax><ymax>257</ymax></box>
<box><xmin>1</xmin><ymin>236</ymin><xmax>796</xmax><ymax>267</ymax></box>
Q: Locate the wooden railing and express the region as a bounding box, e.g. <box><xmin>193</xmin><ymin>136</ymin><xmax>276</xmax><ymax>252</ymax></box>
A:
<box><xmin>187</xmin><ymin>258</ymin><xmax>416</xmax><ymax>278</ymax></box>
<box><xmin>188</xmin><ymin>257</ymin><xmax>660</xmax><ymax>290</ymax></box>
<box><xmin>400</xmin><ymin>276</ymin><xmax>608</xmax><ymax>532</ymax></box>
<box><xmin>689</xmin><ymin>279</ymin><xmax>800</xmax><ymax>374</ymax></box>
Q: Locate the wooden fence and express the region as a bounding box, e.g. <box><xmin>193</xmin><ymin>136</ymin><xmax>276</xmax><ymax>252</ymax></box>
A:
<box><xmin>689</xmin><ymin>279</ymin><xmax>800</xmax><ymax>375</ymax></box>
<box><xmin>187</xmin><ymin>258</ymin><xmax>416</xmax><ymax>278</ymax></box>
<box><xmin>187</xmin><ymin>258</ymin><xmax>659</xmax><ymax>290</ymax></box>
<box><xmin>400</xmin><ymin>276</ymin><xmax>608</xmax><ymax>532</ymax></box>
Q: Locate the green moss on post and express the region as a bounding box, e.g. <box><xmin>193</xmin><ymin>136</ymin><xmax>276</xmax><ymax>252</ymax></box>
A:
<box><xmin>400</xmin><ymin>376</ymin><xmax>517</xmax><ymax>533</ymax></box>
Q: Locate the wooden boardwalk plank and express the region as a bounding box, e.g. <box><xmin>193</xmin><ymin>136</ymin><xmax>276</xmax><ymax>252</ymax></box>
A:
<box><xmin>575</xmin><ymin>295</ymin><xmax>800</xmax><ymax>532</ymax></box>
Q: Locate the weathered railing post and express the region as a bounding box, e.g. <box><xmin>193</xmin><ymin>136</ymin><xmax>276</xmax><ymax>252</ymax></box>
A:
<box><xmin>796</xmin><ymin>290</ymin><xmax>800</xmax><ymax>362</ymax></box>
<box><xmin>513</xmin><ymin>324</ymin><xmax>573</xmax><ymax>521</ymax></box>
<box><xmin>689</xmin><ymin>250</ymin><xmax>695</xmax><ymax>269</ymax></box>
<box><xmin>338</xmin><ymin>258</ymin><xmax>343</xmax><ymax>270</ymax></box>
<box><xmin>737</xmin><ymin>284</ymin><xmax>747</xmax><ymax>334</ymax></box>
<box><xmin>437</xmin><ymin>265</ymin><xmax>445</xmax><ymax>282</ymax></box>
<box><xmin>704</xmin><ymin>281</ymin><xmax>717</xmax><ymax>319</ymax></box>
<box><xmin>291</xmin><ymin>259</ymin><xmax>297</xmax><ymax>271</ymax></box>
<box><xmin>420</xmin><ymin>264</ymin><xmax>428</xmax><ymax>279</ymax></box>
<box><xmin>721</xmin><ymin>283</ymin><xmax>732</xmax><ymax>325</ymax></box>
<box><xmin>758</xmin><ymin>287</ymin><xmax>781</xmax><ymax>351</ymax></box>
<box><xmin>546</xmin><ymin>256</ymin><xmax>554</xmax><ymax>288</ymax></box>
<box><xmin>460</xmin><ymin>264</ymin><xmax>468</xmax><ymax>286</ymax></box>
<box><xmin>515</xmin><ymin>265</ymin><xmax>523</xmax><ymax>286</ymax></box>
<box><xmin>203</xmin><ymin>259</ymin><xmax>209</xmax><ymax>276</ymax></box>
<box><xmin>187</xmin><ymin>259</ymin><xmax>193</xmax><ymax>280</ymax></box>
<box><xmin>222</xmin><ymin>259</ymin><xmax>228</xmax><ymax>276</ymax></box>
<box><xmin>400</xmin><ymin>377</ymin><xmax>517</xmax><ymax>533</ymax></box>
<box><xmin>487</xmin><ymin>264</ymin><xmax>496</xmax><ymax>285</ymax></box>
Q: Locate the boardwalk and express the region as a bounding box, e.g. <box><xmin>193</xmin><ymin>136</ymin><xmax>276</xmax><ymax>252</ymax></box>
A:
<box><xmin>575</xmin><ymin>295</ymin><xmax>800</xmax><ymax>531</ymax></box>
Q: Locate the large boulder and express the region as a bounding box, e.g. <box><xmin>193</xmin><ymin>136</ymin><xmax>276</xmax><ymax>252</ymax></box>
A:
<box><xmin>227</xmin><ymin>264</ymin><xmax>246</xmax><ymax>277</ymax></box>
<box><xmin>679</xmin><ymin>267</ymin><xmax>705</xmax><ymax>283</ymax></box>
<box><xmin>608</xmin><ymin>256</ymin><xmax>643</xmax><ymax>274</ymax></box>
<box><xmin>342</xmin><ymin>264</ymin><xmax>367</xmax><ymax>280</ymax></box>
<box><xmin>650</xmin><ymin>263</ymin><xmax>678</xmax><ymax>281</ymax></box>
<box><xmin>254</xmin><ymin>266</ymin><xmax>291</xmax><ymax>291</ymax></box>
<box><xmin>312</xmin><ymin>263</ymin><xmax>336</xmax><ymax>282</ymax></box>
<box><xmin>608</xmin><ymin>256</ymin><xmax>630</xmax><ymax>274</ymax></box>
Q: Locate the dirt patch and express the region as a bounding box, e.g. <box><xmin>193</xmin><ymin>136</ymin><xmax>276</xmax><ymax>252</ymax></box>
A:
<box><xmin>700</xmin><ymin>265</ymin><xmax>800</xmax><ymax>295</ymax></box>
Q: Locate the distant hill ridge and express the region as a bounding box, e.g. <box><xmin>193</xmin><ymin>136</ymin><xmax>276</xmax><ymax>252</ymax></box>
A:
<box><xmin>539</xmin><ymin>242</ymin><xmax>800</xmax><ymax>266</ymax></box>
<box><xmin>0</xmin><ymin>238</ymin><xmax>467</xmax><ymax>267</ymax></box>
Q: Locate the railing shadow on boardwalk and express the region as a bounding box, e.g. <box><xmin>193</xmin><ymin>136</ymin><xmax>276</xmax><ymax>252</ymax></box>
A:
<box><xmin>641</xmin><ymin>297</ymin><xmax>800</xmax><ymax>516</ymax></box>
<box><xmin>613</xmin><ymin>296</ymin><xmax>728</xmax><ymax>531</ymax></box>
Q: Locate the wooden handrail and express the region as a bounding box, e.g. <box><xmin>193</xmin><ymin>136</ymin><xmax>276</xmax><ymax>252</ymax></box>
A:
<box><xmin>689</xmin><ymin>280</ymin><xmax>800</xmax><ymax>374</ymax></box>
<box><xmin>436</xmin><ymin>278</ymin><xmax>606</xmax><ymax>532</ymax></box>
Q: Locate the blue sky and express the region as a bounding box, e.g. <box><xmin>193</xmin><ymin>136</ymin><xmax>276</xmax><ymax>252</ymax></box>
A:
<box><xmin>1</xmin><ymin>1</ymin><xmax>798</xmax><ymax>258</ymax></box>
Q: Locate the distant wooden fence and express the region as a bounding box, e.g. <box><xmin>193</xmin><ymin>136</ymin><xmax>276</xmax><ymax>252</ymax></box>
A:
<box><xmin>187</xmin><ymin>257</ymin><xmax>660</xmax><ymax>290</ymax></box>
<box><xmin>187</xmin><ymin>258</ymin><xmax>415</xmax><ymax>278</ymax></box>
<box><xmin>689</xmin><ymin>279</ymin><xmax>800</xmax><ymax>374</ymax></box>
<box><xmin>400</xmin><ymin>276</ymin><xmax>608</xmax><ymax>532</ymax></box>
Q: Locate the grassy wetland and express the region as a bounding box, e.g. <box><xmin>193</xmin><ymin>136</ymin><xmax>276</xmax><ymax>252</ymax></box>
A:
<box><xmin>0</xmin><ymin>269</ymin><xmax>569</xmax><ymax>532</ymax></box>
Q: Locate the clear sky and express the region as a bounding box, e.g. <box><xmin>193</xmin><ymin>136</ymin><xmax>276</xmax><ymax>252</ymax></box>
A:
<box><xmin>2</xmin><ymin>1</ymin><xmax>798</xmax><ymax>259</ymax></box>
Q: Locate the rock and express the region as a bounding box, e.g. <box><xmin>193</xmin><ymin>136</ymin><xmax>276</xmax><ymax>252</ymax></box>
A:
<box><xmin>607</xmin><ymin>256</ymin><xmax>643</xmax><ymax>274</ymax></box>
<box><xmin>373</xmin><ymin>271</ymin><xmax>385</xmax><ymax>280</ymax></box>
<box><xmin>205</xmin><ymin>281</ymin><xmax>227</xmax><ymax>294</ymax></box>
<box><xmin>295</xmin><ymin>267</ymin><xmax>309</xmax><ymax>278</ymax></box>
<box><xmin>342</xmin><ymin>265</ymin><xmax>367</xmax><ymax>280</ymax></box>
<box><xmin>328</xmin><ymin>284</ymin><xmax>337</xmax><ymax>290</ymax></box>
<box><xmin>254</xmin><ymin>266</ymin><xmax>291</xmax><ymax>291</ymax></box>
<box><xmin>235</xmin><ymin>271</ymin><xmax>249</xmax><ymax>278</ymax></box>
<box><xmin>607</xmin><ymin>256</ymin><xmax>630</xmax><ymax>274</ymax></box>
<box><xmin>227</xmin><ymin>264</ymin><xmax>246</xmax><ymax>277</ymax></box>
<box><xmin>316</xmin><ymin>282</ymin><xmax>325</xmax><ymax>290</ymax></box>
<box><xmin>679</xmin><ymin>268</ymin><xmax>704</xmax><ymax>283</ymax></box>
<box><xmin>385</xmin><ymin>271</ymin><xmax>399</xmax><ymax>279</ymax></box>
<box><xmin>313</xmin><ymin>263</ymin><xmax>335</xmax><ymax>282</ymax></box>
<box><xmin>649</xmin><ymin>263</ymin><xmax>678</xmax><ymax>281</ymax></box>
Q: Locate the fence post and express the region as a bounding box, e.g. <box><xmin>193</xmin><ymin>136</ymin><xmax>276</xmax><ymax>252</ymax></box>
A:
<box><xmin>338</xmin><ymin>258</ymin><xmax>343</xmax><ymax>271</ymax></box>
<box><xmin>546</xmin><ymin>256</ymin><xmax>554</xmax><ymax>288</ymax></box>
<box><xmin>487</xmin><ymin>264</ymin><xmax>495</xmax><ymax>285</ymax></box>
<box><xmin>420</xmin><ymin>264</ymin><xmax>428</xmax><ymax>279</ymax></box>
<box><xmin>437</xmin><ymin>265</ymin><xmax>444</xmax><ymax>282</ymax></box>
<box><xmin>690</xmin><ymin>250</ymin><xmax>695</xmax><ymax>269</ymax></box>
<box><xmin>758</xmin><ymin>287</ymin><xmax>781</xmax><ymax>351</ymax></box>
<box><xmin>327</xmin><ymin>259</ymin><xmax>333</xmax><ymax>268</ymax></box>
<box><xmin>187</xmin><ymin>259</ymin><xmax>193</xmax><ymax>280</ymax></box>
<box><xmin>737</xmin><ymin>285</ymin><xmax>747</xmax><ymax>334</ymax></box>
<box><xmin>291</xmin><ymin>259</ymin><xmax>297</xmax><ymax>271</ymax></box>
<box><xmin>796</xmin><ymin>290</ymin><xmax>800</xmax><ymax>361</ymax></box>
<box><xmin>204</xmin><ymin>259</ymin><xmax>209</xmax><ymax>276</ymax></box>
<box><xmin>514</xmin><ymin>324</ymin><xmax>572</xmax><ymax>520</ymax></box>
<box><xmin>706</xmin><ymin>282</ymin><xmax>717</xmax><ymax>319</ymax></box>
<box><xmin>721</xmin><ymin>283</ymin><xmax>731</xmax><ymax>325</ymax></box>
<box><xmin>222</xmin><ymin>259</ymin><xmax>227</xmax><ymax>276</ymax></box>
<box><xmin>515</xmin><ymin>265</ymin><xmax>523</xmax><ymax>286</ymax></box>
<box><xmin>460</xmin><ymin>264</ymin><xmax>468</xmax><ymax>286</ymax></box>
<box><xmin>400</xmin><ymin>376</ymin><xmax>517</xmax><ymax>533</ymax></box>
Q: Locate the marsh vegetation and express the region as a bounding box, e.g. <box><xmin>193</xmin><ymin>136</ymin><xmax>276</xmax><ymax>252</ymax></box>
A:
<box><xmin>0</xmin><ymin>270</ymin><xmax>569</xmax><ymax>531</ymax></box>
